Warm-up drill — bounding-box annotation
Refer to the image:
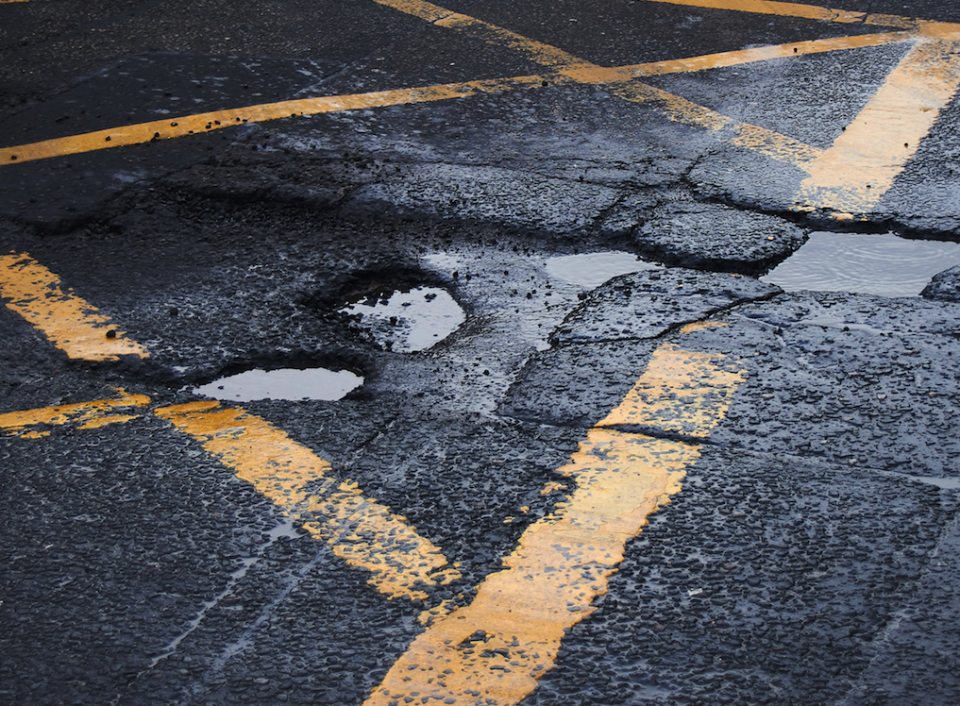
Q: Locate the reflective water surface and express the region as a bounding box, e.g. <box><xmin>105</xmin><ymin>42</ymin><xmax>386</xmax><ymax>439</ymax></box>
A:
<box><xmin>545</xmin><ymin>251</ymin><xmax>660</xmax><ymax>288</ymax></box>
<box><xmin>762</xmin><ymin>231</ymin><xmax>960</xmax><ymax>297</ymax></box>
<box><xmin>193</xmin><ymin>367</ymin><xmax>363</xmax><ymax>401</ymax></box>
<box><xmin>340</xmin><ymin>285</ymin><xmax>465</xmax><ymax>352</ymax></box>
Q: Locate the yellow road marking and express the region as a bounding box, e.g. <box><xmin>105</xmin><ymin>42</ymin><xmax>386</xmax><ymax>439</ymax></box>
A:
<box><xmin>0</xmin><ymin>76</ymin><xmax>545</xmax><ymax>165</ymax></box>
<box><xmin>598</xmin><ymin>342</ymin><xmax>746</xmax><ymax>435</ymax></box>
<box><xmin>619</xmin><ymin>32</ymin><xmax>913</xmax><ymax>78</ymax></box>
<box><xmin>796</xmin><ymin>36</ymin><xmax>960</xmax><ymax>214</ymax></box>
<box><xmin>641</xmin><ymin>0</ymin><xmax>866</xmax><ymax>23</ymax></box>
<box><xmin>0</xmin><ymin>390</ymin><xmax>149</xmax><ymax>438</ymax></box>
<box><xmin>154</xmin><ymin>401</ymin><xmax>461</xmax><ymax>601</ymax></box>
<box><xmin>364</xmin><ymin>332</ymin><xmax>745</xmax><ymax>706</ymax></box>
<box><xmin>0</xmin><ymin>252</ymin><xmax>149</xmax><ymax>360</ymax></box>
<box><xmin>377</xmin><ymin>0</ymin><xmax>829</xmax><ymax>169</ymax></box>
<box><xmin>0</xmin><ymin>4</ymin><xmax>923</xmax><ymax>172</ymax></box>
<box><xmin>641</xmin><ymin>0</ymin><xmax>960</xmax><ymax>37</ymax></box>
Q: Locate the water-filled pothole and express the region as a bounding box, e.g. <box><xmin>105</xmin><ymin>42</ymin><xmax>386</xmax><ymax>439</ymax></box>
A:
<box><xmin>193</xmin><ymin>367</ymin><xmax>363</xmax><ymax>402</ymax></box>
<box><xmin>762</xmin><ymin>231</ymin><xmax>960</xmax><ymax>297</ymax></box>
<box><xmin>340</xmin><ymin>285</ymin><xmax>465</xmax><ymax>352</ymax></box>
<box><xmin>545</xmin><ymin>251</ymin><xmax>660</xmax><ymax>288</ymax></box>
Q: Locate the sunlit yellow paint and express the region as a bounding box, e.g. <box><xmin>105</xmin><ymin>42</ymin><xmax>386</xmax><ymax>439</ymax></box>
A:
<box><xmin>640</xmin><ymin>0</ymin><xmax>861</xmax><ymax>25</ymax></box>
<box><xmin>154</xmin><ymin>401</ymin><xmax>460</xmax><ymax>601</ymax></box>
<box><xmin>622</xmin><ymin>32</ymin><xmax>914</xmax><ymax>78</ymax></box>
<box><xmin>642</xmin><ymin>0</ymin><xmax>960</xmax><ymax>36</ymax></box>
<box><xmin>3</xmin><ymin>1</ymin><xmax>899</xmax><ymax>172</ymax></box>
<box><xmin>797</xmin><ymin>37</ymin><xmax>960</xmax><ymax>214</ymax></box>
<box><xmin>0</xmin><ymin>391</ymin><xmax>149</xmax><ymax>437</ymax></box>
<box><xmin>679</xmin><ymin>320</ymin><xmax>730</xmax><ymax>334</ymax></box>
<box><xmin>365</xmin><ymin>334</ymin><xmax>744</xmax><ymax>706</ymax></box>
<box><xmin>0</xmin><ymin>76</ymin><xmax>544</xmax><ymax>165</ymax></box>
<box><xmin>0</xmin><ymin>253</ymin><xmax>149</xmax><ymax>360</ymax></box>
<box><xmin>597</xmin><ymin>344</ymin><xmax>747</xmax><ymax>436</ymax></box>
<box><xmin>378</xmin><ymin>0</ymin><xmax>828</xmax><ymax>170</ymax></box>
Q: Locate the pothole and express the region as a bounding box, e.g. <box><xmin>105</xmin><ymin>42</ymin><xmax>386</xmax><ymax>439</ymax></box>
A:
<box><xmin>762</xmin><ymin>231</ymin><xmax>960</xmax><ymax>297</ymax></box>
<box><xmin>544</xmin><ymin>251</ymin><xmax>660</xmax><ymax>288</ymax></box>
<box><xmin>192</xmin><ymin>367</ymin><xmax>363</xmax><ymax>402</ymax></box>
<box><xmin>339</xmin><ymin>285</ymin><xmax>465</xmax><ymax>352</ymax></box>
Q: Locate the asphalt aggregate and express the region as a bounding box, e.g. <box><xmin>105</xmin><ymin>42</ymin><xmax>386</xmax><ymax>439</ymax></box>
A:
<box><xmin>3</xmin><ymin>1</ymin><xmax>960</xmax><ymax>705</ymax></box>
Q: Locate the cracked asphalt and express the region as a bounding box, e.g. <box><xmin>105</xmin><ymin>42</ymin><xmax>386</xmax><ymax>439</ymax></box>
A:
<box><xmin>2</xmin><ymin>1</ymin><xmax>960</xmax><ymax>705</ymax></box>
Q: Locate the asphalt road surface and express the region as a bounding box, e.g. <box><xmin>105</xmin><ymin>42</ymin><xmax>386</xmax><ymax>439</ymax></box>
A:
<box><xmin>3</xmin><ymin>1</ymin><xmax>960</xmax><ymax>705</ymax></box>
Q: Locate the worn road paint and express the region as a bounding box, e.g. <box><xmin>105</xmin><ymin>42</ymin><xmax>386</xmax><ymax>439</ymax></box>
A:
<box><xmin>796</xmin><ymin>37</ymin><xmax>960</xmax><ymax>214</ymax></box>
<box><xmin>0</xmin><ymin>391</ymin><xmax>150</xmax><ymax>438</ymax></box>
<box><xmin>154</xmin><ymin>401</ymin><xmax>460</xmax><ymax>601</ymax></box>
<box><xmin>598</xmin><ymin>343</ymin><xmax>747</xmax><ymax>437</ymax></box>
<box><xmin>0</xmin><ymin>253</ymin><xmax>149</xmax><ymax>360</ymax></box>
<box><xmin>621</xmin><ymin>32</ymin><xmax>913</xmax><ymax>78</ymax></box>
<box><xmin>378</xmin><ymin>0</ymin><xmax>829</xmax><ymax>169</ymax></box>
<box><xmin>639</xmin><ymin>0</ymin><xmax>883</xmax><ymax>27</ymax></box>
<box><xmin>364</xmin><ymin>331</ymin><xmax>745</xmax><ymax>706</ymax></box>
<box><xmin>0</xmin><ymin>76</ymin><xmax>545</xmax><ymax>165</ymax></box>
<box><xmin>642</xmin><ymin>0</ymin><xmax>960</xmax><ymax>36</ymax></box>
<box><xmin>1</xmin><ymin>2</ymin><xmax>911</xmax><ymax>172</ymax></box>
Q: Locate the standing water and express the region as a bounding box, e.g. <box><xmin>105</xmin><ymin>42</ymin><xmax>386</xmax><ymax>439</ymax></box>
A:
<box><xmin>762</xmin><ymin>231</ymin><xmax>960</xmax><ymax>297</ymax></box>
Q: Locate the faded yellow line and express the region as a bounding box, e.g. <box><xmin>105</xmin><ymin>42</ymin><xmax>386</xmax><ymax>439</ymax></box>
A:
<box><xmin>364</xmin><ymin>330</ymin><xmax>745</xmax><ymax>706</ymax></box>
<box><xmin>0</xmin><ymin>252</ymin><xmax>149</xmax><ymax>360</ymax></box>
<box><xmin>154</xmin><ymin>401</ymin><xmax>461</xmax><ymax>601</ymax></box>
<box><xmin>376</xmin><ymin>0</ymin><xmax>825</xmax><ymax>169</ymax></box>
<box><xmin>796</xmin><ymin>36</ymin><xmax>960</xmax><ymax>215</ymax></box>
<box><xmin>642</xmin><ymin>0</ymin><xmax>960</xmax><ymax>37</ymax></box>
<box><xmin>639</xmin><ymin>0</ymin><xmax>872</xmax><ymax>26</ymax></box>
<box><xmin>1</xmin><ymin>4</ymin><xmax>893</xmax><ymax>170</ymax></box>
<box><xmin>0</xmin><ymin>390</ymin><xmax>149</xmax><ymax>438</ymax></box>
<box><xmin>0</xmin><ymin>76</ymin><xmax>544</xmax><ymax>165</ymax></box>
<box><xmin>620</xmin><ymin>31</ymin><xmax>913</xmax><ymax>78</ymax></box>
<box><xmin>374</xmin><ymin>0</ymin><xmax>593</xmax><ymax>70</ymax></box>
<box><xmin>597</xmin><ymin>341</ymin><xmax>745</xmax><ymax>435</ymax></box>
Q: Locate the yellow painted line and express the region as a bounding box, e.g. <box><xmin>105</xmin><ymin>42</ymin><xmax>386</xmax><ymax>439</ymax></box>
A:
<box><xmin>0</xmin><ymin>390</ymin><xmax>150</xmax><ymax>438</ymax></box>
<box><xmin>154</xmin><ymin>401</ymin><xmax>461</xmax><ymax>601</ymax></box>
<box><xmin>796</xmin><ymin>36</ymin><xmax>960</xmax><ymax>214</ymax></box>
<box><xmin>0</xmin><ymin>76</ymin><xmax>544</xmax><ymax>165</ymax></box>
<box><xmin>0</xmin><ymin>252</ymin><xmax>149</xmax><ymax>360</ymax></box>
<box><xmin>375</xmin><ymin>0</ymin><xmax>827</xmax><ymax>170</ymax></box>
<box><xmin>620</xmin><ymin>31</ymin><xmax>914</xmax><ymax>78</ymax></box>
<box><xmin>642</xmin><ymin>0</ymin><xmax>960</xmax><ymax>37</ymax></box>
<box><xmin>364</xmin><ymin>330</ymin><xmax>745</xmax><ymax>706</ymax></box>
<box><xmin>0</xmin><ymin>5</ymin><xmax>903</xmax><ymax>171</ymax></box>
<box><xmin>374</xmin><ymin>0</ymin><xmax>594</xmax><ymax>70</ymax></box>
<box><xmin>597</xmin><ymin>342</ymin><xmax>745</xmax><ymax>435</ymax></box>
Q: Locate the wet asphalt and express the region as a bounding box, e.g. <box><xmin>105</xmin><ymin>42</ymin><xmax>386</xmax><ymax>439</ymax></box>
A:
<box><xmin>3</xmin><ymin>1</ymin><xmax>960</xmax><ymax>704</ymax></box>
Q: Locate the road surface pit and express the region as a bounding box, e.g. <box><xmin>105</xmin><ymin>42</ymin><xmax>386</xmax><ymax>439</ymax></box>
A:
<box><xmin>192</xmin><ymin>367</ymin><xmax>363</xmax><ymax>402</ymax></box>
<box><xmin>762</xmin><ymin>231</ymin><xmax>960</xmax><ymax>297</ymax></box>
<box><xmin>339</xmin><ymin>285</ymin><xmax>465</xmax><ymax>352</ymax></box>
<box><xmin>545</xmin><ymin>251</ymin><xmax>659</xmax><ymax>288</ymax></box>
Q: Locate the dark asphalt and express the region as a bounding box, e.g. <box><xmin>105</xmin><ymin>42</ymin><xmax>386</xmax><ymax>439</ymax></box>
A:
<box><xmin>3</xmin><ymin>1</ymin><xmax>960</xmax><ymax>705</ymax></box>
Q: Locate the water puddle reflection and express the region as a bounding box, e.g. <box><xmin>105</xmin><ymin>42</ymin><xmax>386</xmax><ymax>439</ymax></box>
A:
<box><xmin>193</xmin><ymin>367</ymin><xmax>363</xmax><ymax>402</ymax></box>
<box><xmin>340</xmin><ymin>285</ymin><xmax>465</xmax><ymax>352</ymax></box>
<box><xmin>762</xmin><ymin>231</ymin><xmax>960</xmax><ymax>297</ymax></box>
<box><xmin>544</xmin><ymin>251</ymin><xmax>659</xmax><ymax>288</ymax></box>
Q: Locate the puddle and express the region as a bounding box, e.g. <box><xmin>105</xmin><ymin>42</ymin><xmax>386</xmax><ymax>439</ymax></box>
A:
<box><xmin>762</xmin><ymin>231</ymin><xmax>960</xmax><ymax>297</ymax></box>
<box><xmin>193</xmin><ymin>367</ymin><xmax>363</xmax><ymax>402</ymax></box>
<box><xmin>544</xmin><ymin>251</ymin><xmax>660</xmax><ymax>288</ymax></box>
<box><xmin>911</xmin><ymin>476</ymin><xmax>960</xmax><ymax>490</ymax></box>
<box><xmin>340</xmin><ymin>285</ymin><xmax>465</xmax><ymax>352</ymax></box>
